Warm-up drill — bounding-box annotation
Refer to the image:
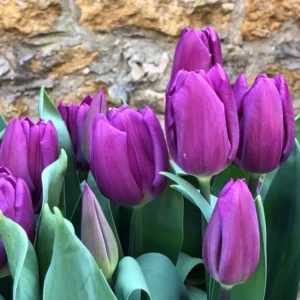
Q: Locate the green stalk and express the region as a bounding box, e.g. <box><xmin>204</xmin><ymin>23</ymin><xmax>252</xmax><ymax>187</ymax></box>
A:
<box><xmin>197</xmin><ymin>176</ymin><xmax>211</xmax><ymax>205</ymax></box>
<box><xmin>219</xmin><ymin>286</ymin><xmax>232</xmax><ymax>300</ymax></box>
<box><xmin>248</xmin><ymin>173</ymin><xmax>260</xmax><ymax>198</ymax></box>
<box><xmin>130</xmin><ymin>204</ymin><xmax>144</xmax><ymax>257</ymax></box>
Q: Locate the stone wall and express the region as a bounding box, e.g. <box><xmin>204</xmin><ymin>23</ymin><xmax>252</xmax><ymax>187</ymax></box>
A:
<box><xmin>0</xmin><ymin>0</ymin><xmax>299</xmax><ymax>122</ymax></box>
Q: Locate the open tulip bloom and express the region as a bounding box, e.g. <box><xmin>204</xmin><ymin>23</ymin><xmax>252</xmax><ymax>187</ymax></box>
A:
<box><xmin>0</xmin><ymin>26</ymin><xmax>298</xmax><ymax>300</ymax></box>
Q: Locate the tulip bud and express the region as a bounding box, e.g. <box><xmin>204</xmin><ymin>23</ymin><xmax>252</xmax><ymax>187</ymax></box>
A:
<box><xmin>81</xmin><ymin>90</ymin><xmax>108</xmax><ymax>160</ymax></box>
<box><xmin>90</xmin><ymin>105</ymin><xmax>169</xmax><ymax>206</ymax></box>
<box><xmin>165</xmin><ymin>64</ymin><xmax>239</xmax><ymax>176</ymax></box>
<box><xmin>171</xmin><ymin>26</ymin><xmax>223</xmax><ymax>80</ymax></box>
<box><xmin>58</xmin><ymin>95</ymin><xmax>92</xmax><ymax>171</ymax></box>
<box><xmin>0</xmin><ymin>117</ymin><xmax>58</xmax><ymax>212</ymax></box>
<box><xmin>81</xmin><ymin>183</ymin><xmax>118</xmax><ymax>279</ymax></box>
<box><xmin>233</xmin><ymin>73</ymin><xmax>295</xmax><ymax>173</ymax></box>
<box><xmin>203</xmin><ymin>179</ymin><xmax>260</xmax><ymax>286</ymax></box>
<box><xmin>0</xmin><ymin>166</ymin><xmax>34</xmax><ymax>269</ymax></box>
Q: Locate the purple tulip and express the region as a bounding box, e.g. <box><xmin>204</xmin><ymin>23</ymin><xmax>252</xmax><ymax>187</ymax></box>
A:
<box><xmin>81</xmin><ymin>183</ymin><xmax>118</xmax><ymax>279</ymax></box>
<box><xmin>58</xmin><ymin>95</ymin><xmax>93</xmax><ymax>171</ymax></box>
<box><xmin>233</xmin><ymin>73</ymin><xmax>295</xmax><ymax>173</ymax></box>
<box><xmin>165</xmin><ymin>64</ymin><xmax>239</xmax><ymax>176</ymax></box>
<box><xmin>171</xmin><ymin>26</ymin><xmax>223</xmax><ymax>81</ymax></box>
<box><xmin>81</xmin><ymin>90</ymin><xmax>108</xmax><ymax>160</ymax></box>
<box><xmin>0</xmin><ymin>166</ymin><xmax>34</xmax><ymax>269</ymax></box>
<box><xmin>203</xmin><ymin>179</ymin><xmax>260</xmax><ymax>286</ymax></box>
<box><xmin>0</xmin><ymin>117</ymin><xmax>58</xmax><ymax>212</ymax></box>
<box><xmin>90</xmin><ymin>105</ymin><xmax>169</xmax><ymax>206</ymax></box>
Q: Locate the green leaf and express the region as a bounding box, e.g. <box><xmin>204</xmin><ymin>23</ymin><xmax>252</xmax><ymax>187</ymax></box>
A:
<box><xmin>176</xmin><ymin>252</ymin><xmax>203</xmax><ymax>281</ymax></box>
<box><xmin>0</xmin><ymin>113</ymin><xmax>6</xmax><ymax>132</ymax></box>
<box><xmin>230</xmin><ymin>195</ymin><xmax>267</xmax><ymax>300</ymax></box>
<box><xmin>39</xmin><ymin>86</ymin><xmax>81</xmax><ymax>218</ymax></box>
<box><xmin>43</xmin><ymin>208</ymin><xmax>116</xmax><ymax>300</ymax></box>
<box><xmin>296</xmin><ymin>114</ymin><xmax>300</xmax><ymax>142</ymax></box>
<box><xmin>263</xmin><ymin>140</ymin><xmax>300</xmax><ymax>300</ymax></box>
<box><xmin>142</xmin><ymin>181</ymin><xmax>184</xmax><ymax>264</ymax></box>
<box><xmin>137</xmin><ymin>253</ymin><xmax>190</xmax><ymax>300</ymax></box>
<box><xmin>187</xmin><ymin>286</ymin><xmax>207</xmax><ymax>300</ymax></box>
<box><xmin>35</xmin><ymin>204</ymin><xmax>56</xmax><ymax>286</ymax></box>
<box><xmin>211</xmin><ymin>164</ymin><xmax>249</xmax><ymax>197</ymax></box>
<box><xmin>161</xmin><ymin>172</ymin><xmax>212</xmax><ymax>221</ymax></box>
<box><xmin>41</xmin><ymin>149</ymin><xmax>67</xmax><ymax>214</ymax></box>
<box><xmin>87</xmin><ymin>172</ymin><xmax>123</xmax><ymax>259</ymax></box>
<box><xmin>260</xmin><ymin>169</ymin><xmax>277</xmax><ymax>202</ymax></box>
<box><xmin>0</xmin><ymin>213</ymin><xmax>39</xmax><ymax>300</ymax></box>
<box><xmin>114</xmin><ymin>256</ymin><xmax>151</xmax><ymax>300</ymax></box>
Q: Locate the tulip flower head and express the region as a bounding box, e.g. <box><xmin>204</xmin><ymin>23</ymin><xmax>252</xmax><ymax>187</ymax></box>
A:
<box><xmin>165</xmin><ymin>64</ymin><xmax>239</xmax><ymax>176</ymax></box>
<box><xmin>0</xmin><ymin>117</ymin><xmax>58</xmax><ymax>212</ymax></box>
<box><xmin>58</xmin><ymin>95</ymin><xmax>93</xmax><ymax>171</ymax></box>
<box><xmin>171</xmin><ymin>26</ymin><xmax>223</xmax><ymax>81</ymax></box>
<box><xmin>90</xmin><ymin>105</ymin><xmax>169</xmax><ymax>206</ymax></box>
<box><xmin>0</xmin><ymin>167</ymin><xmax>34</xmax><ymax>269</ymax></box>
<box><xmin>203</xmin><ymin>179</ymin><xmax>260</xmax><ymax>286</ymax></box>
<box><xmin>233</xmin><ymin>73</ymin><xmax>295</xmax><ymax>173</ymax></box>
<box><xmin>81</xmin><ymin>184</ymin><xmax>118</xmax><ymax>279</ymax></box>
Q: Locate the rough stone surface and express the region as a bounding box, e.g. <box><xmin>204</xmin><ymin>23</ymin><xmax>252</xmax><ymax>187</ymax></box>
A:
<box><xmin>0</xmin><ymin>0</ymin><xmax>299</xmax><ymax>121</ymax></box>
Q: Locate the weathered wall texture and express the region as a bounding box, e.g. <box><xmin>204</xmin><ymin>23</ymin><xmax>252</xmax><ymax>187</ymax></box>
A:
<box><xmin>0</xmin><ymin>0</ymin><xmax>299</xmax><ymax>121</ymax></box>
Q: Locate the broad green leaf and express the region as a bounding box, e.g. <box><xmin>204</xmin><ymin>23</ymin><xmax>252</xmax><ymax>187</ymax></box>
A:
<box><xmin>39</xmin><ymin>86</ymin><xmax>81</xmax><ymax>218</ymax></box>
<box><xmin>43</xmin><ymin>208</ymin><xmax>116</xmax><ymax>300</ymax></box>
<box><xmin>0</xmin><ymin>213</ymin><xmax>39</xmax><ymax>300</ymax></box>
<box><xmin>35</xmin><ymin>204</ymin><xmax>56</xmax><ymax>285</ymax></box>
<box><xmin>212</xmin><ymin>164</ymin><xmax>248</xmax><ymax>197</ymax></box>
<box><xmin>161</xmin><ymin>172</ymin><xmax>212</xmax><ymax>221</ymax></box>
<box><xmin>41</xmin><ymin>149</ymin><xmax>67</xmax><ymax>214</ymax></box>
<box><xmin>87</xmin><ymin>173</ymin><xmax>123</xmax><ymax>259</ymax></box>
<box><xmin>260</xmin><ymin>169</ymin><xmax>277</xmax><ymax>202</ymax></box>
<box><xmin>142</xmin><ymin>182</ymin><xmax>184</xmax><ymax>264</ymax></box>
<box><xmin>170</xmin><ymin>160</ymin><xmax>187</xmax><ymax>176</ymax></box>
<box><xmin>296</xmin><ymin>114</ymin><xmax>300</xmax><ymax>142</ymax></box>
<box><xmin>176</xmin><ymin>252</ymin><xmax>203</xmax><ymax>281</ymax></box>
<box><xmin>114</xmin><ymin>256</ymin><xmax>151</xmax><ymax>300</ymax></box>
<box><xmin>264</xmin><ymin>140</ymin><xmax>300</xmax><ymax>300</ymax></box>
<box><xmin>187</xmin><ymin>286</ymin><xmax>207</xmax><ymax>300</ymax></box>
<box><xmin>137</xmin><ymin>253</ymin><xmax>190</xmax><ymax>300</ymax></box>
<box><xmin>0</xmin><ymin>113</ymin><xmax>6</xmax><ymax>132</ymax></box>
<box><xmin>230</xmin><ymin>196</ymin><xmax>267</xmax><ymax>300</ymax></box>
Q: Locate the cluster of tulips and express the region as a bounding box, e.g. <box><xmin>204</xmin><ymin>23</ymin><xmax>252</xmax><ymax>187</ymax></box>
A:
<box><xmin>0</xmin><ymin>26</ymin><xmax>298</xmax><ymax>300</ymax></box>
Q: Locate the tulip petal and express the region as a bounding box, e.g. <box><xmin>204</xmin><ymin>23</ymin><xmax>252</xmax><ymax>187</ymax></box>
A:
<box><xmin>273</xmin><ymin>74</ymin><xmax>295</xmax><ymax>163</ymax></box>
<box><xmin>0</xmin><ymin>119</ymin><xmax>34</xmax><ymax>191</ymax></box>
<box><xmin>109</xmin><ymin>106</ymin><xmax>155</xmax><ymax>195</ymax></box>
<box><xmin>168</xmin><ymin>71</ymin><xmax>230</xmax><ymax>175</ymax></box>
<box><xmin>140</xmin><ymin>106</ymin><xmax>169</xmax><ymax>198</ymax></box>
<box><xmin>207</xmin><ymin>64</ymin><xmax>239</xmax><ymax>162</ymax></box>
<box><xmin>90</xmin><ymin>116</ymin><xmax>143</xmax><ymax>205</ymax></box>
<box><xmin>171</xmin><ymin>28</ymin><xmax>212</xmax><ymax>79</ymax></box>
<box><xmin>204</xmin><ymin>26</ymin><xmax>223</xmax><ymax>66</ymax></box>
<box><xmin>233</xmin><ymin>73</ymin><xmax>248</xmax><ymax>113</ymax></box>
<box><xmin>238</xmin><ymin>76</ymin><xmax>284</xmax><ymax>173</ymax></box>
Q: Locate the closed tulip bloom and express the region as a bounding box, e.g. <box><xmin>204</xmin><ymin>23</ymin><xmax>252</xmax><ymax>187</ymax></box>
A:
<box><xmin>58</xmin><ymin>95</ymin><xmax>92</xmax><ymax>171</ymax></box>
<box><xmin>203</xmin><ymin>179</ymin><xmax>260</xmax><ymax>286</ymax></box>
<box><xmin>171</xmin><ymin>26</ymin><xmax>223</xmax><ymax>80</ymax></box>
<box><xmin>233</xmin><ymin>73</ymin><xmax>295</xmax><ymax>173</ymax></box>
<box><xmin>90</xmin><ymin>105</ymin><xmax>169</xmax><ymax>206</ymax></box>
<box><xmin>0</xmin><ymin>117</ymin><xmax>58</xmax><ymax>212</ymax></box>
<box><xmin>81</xmin><ymin>184</ymin><xmax>118</xmax><ymax>279</ymax></box>
<box><xmin>165</xmin><ymin>64</ymin><xmax>239</xmax><ymax>176</ymax></box>
<box><xmin>81</xmin><ymin>90</ymin><xmax>108</xmax><ymax>160</ymax></box>
<box><xmin>0</xmin><ymin>167</ymin><xmax>34</xmax><ymax>269</ymax></box>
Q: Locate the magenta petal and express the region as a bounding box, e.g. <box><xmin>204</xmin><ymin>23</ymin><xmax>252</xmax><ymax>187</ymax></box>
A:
<box><xmin>273</xmin><ymin>74</ymin><xmax>295</xmax><ymax>164</ymax></box>
<box><xmin>90</xmin><ymin>117</ymin><xmax>143</xmax><ymax>206</ymax></box>
<box><xmin>171</xmin><ymin>28</ymin><xmax>212</xmax><ymax>79</ymax></box>
<box><xmin>0</xmin><ymin>119</ymin><xmax>34</xmax><ymax>191</ymax></box>
<box><xmin>233</xmin><ymin>73</ymin><xmax>249</xmax><ymax>113</ymax></box>
<box><xmin>207</xmin><ymin>64</ymin><xmax>239</xmax><ymax>162</ymax></box>
<box><xmin>140</xmin><ymin>106</ymin><xmax>169</xmax><ymax>198</ymax></box>
<box><xmin>204</xmin><ymin>26</ymin><xmax>223</xmax><ymax>66</ymax></box>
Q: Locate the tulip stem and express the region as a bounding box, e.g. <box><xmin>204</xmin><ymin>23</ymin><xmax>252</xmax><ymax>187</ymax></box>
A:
<box><xmin>197</xmin><ymin>176</ymin><xmax>211</xmax><ymax>205</ymax></box>
<box><xmin>130</xmin><ymin>204</ymin><xmax>144</xmax><ymax>257</ymax></box>
<box><xmin>248</xmin><ymin>173</ymin><xmax>260</xmax><ymax>198</ymax></box>
<box><xmin>219</xmin><ymin>286</ymin><xmax>232</xmax><ymax>300</ymax></box>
